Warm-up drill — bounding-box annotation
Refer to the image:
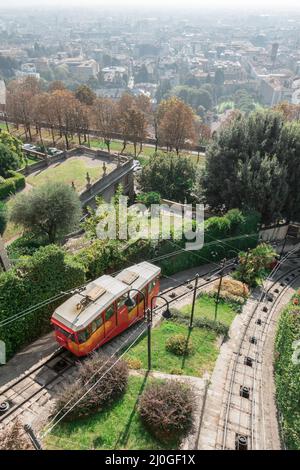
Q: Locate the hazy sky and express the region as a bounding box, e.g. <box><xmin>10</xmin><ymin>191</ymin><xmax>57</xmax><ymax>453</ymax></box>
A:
<box><xmin>1</xmin><ymin>0</ymin><xmax>300</xmax><ymax>10</ymax></box>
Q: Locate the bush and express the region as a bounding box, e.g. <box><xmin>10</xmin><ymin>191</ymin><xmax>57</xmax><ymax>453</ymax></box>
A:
<box><xmin>0</xmin><ymin>419</ymin><xmax>32</xmax><ymax>450</ymax></box>
<box><xmin>126</xmin><ymin>357</ymin><xmax>142</xmax><ymax>370</ymax></box>
<box><xmin>275</xmin><ymin>302</ymin><xmax>300</xmax><ymax>449</ymax></box>
<box><xmin>138</xmin><ymin>381</ymin><xmax>195</xmax><ymax>442</ymax></box>
<box><xmin>54</xmin><ymin>354</ymin><xmax>128</xmax><ymax>421</ymax></box>
<box><xmin>0</xmin><ymin>201</ymin><xmax>7</xmax><ymax>235</ymax></box>
<box><xmin>0</xmin><ymin>245</ymin><xmax>85</xmax><ymax>359</ymax></box>
<box><xmin>136</xmin><ymin>191</ymin><xmax>161</xmax><ymax>208</ymax></box>
<box><xmin>209</xmin><ymin>278</ymin><xmax>249</xmax><ymax>305</ymax></box>
<box><xmin>0</xmin><ymin>170</ymin><xmax>25</xmax><ymax>200</ymax></box>
<box><xmin>165</xmin><ymin>334</ymin><xmax>194</xmax><ymax>356</ymax></box>
<box><xmin>7</xmin><ymin>233</ymin><xmax>48</xmax><ymax>259</ymax></box>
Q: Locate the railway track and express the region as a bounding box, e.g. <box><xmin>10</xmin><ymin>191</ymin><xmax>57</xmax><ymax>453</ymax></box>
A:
<box><xmin>0</xmin><ymin>262</ymin><xmax>233</xmax><ymax>428</ymax></box>
<box><xmin>220</xmin><ymin>251</ymin><xmax>300</xmax><ymax>450</ymax></box>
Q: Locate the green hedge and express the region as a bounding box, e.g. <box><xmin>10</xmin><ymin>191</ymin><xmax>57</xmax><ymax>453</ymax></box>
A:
<box><xmin>0</xmin><ymin>245</ymin><xmax>85</xmax><ymax>359</ymax></box>
<box><xmin>275</xmin><ymin>293</ymin><xmax>300</xmax><ymax>449</ymax></box>
<box><xmin>74</xmin><ymin>209</ymin><xmax>260</xmax><ymax>280</ymax></box>
<box><xmin>0</xmin><ymin>170</ymin><xmax>25</xmax><ymax>200</ymax></box>
<box><xmin>157</xmin><ymin>209</ymin><xmax>260</xmax><ymax>275</ymax></box>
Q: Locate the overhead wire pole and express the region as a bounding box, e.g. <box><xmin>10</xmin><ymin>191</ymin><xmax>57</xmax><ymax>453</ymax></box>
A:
<box><xmin>190</xmin><ymin>274</ymin><xmax>199</xmax><ymax>329</ymax></box>
<box><xmin>214</xmin><ymin>258</ymin><xmax>226</xmax><ymax>322</ymax></box>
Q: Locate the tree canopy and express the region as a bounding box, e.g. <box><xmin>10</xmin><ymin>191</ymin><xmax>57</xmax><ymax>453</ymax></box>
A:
<box><xmin>10</xmin><ymin>181</ymin><xmax>82</xmax><ymax>243</ymax></box>
<box><xmin>138</xmin><ymin>152</ymin><xmax>196</xmax><ymax>203</ymax></box>
<box><xmin>199</xmin><ymin>109</ymin><xmax>300</xmax><ymax>224</ymax></box>
<box><xmin>0</xmin><ymin>142</ymin><xmax>20</xmax><ymax>178</ymax></box>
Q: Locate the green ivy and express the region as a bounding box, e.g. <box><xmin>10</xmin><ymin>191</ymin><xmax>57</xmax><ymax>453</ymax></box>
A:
<box><xmin>0</xmin><ymin>245</ymin><xmax>85</xmax><ymax>359</ymax></box>
<box><xmin>275</xmin><ymin>297</ymin><xmax>300</xmax><ymax>449</ymax></box>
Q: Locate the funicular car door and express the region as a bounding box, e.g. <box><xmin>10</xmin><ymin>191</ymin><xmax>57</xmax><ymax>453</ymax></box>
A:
<box><xmin>137</xmin><ymin>287</ymin><xmax>147</xmax><ymax>318</ymax></box>
<box><xmin>104</xmin><ymin>303</ymin><xmax>117</xmax><ymax>339</ymax></box>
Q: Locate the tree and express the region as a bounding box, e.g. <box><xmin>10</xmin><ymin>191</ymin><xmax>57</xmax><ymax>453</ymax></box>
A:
<box><xmin>93</xmin><ymin>97</ymin><xmax>118</xmax><ymax>152</ymax></box>
<box><xmin>234</xmin><ymin>243</ymin><xmax>277</xmax><ymax>287</ymax></box>
<box><xmin>48</xmin><ymin>80</ymin><xmax>66</xmax><ymax>92</ymax></box>
<box><xmin>118</xmin><ymin>93</ymin><xmax>149</xmax><ymax>155</ymax></box>
<box><xmin>138</xmin><ymin>153</ymin><xmax>196</xmax><ymax>202</ymax></box>
<box><xmin>157</xmin><ymin>97</ymin><xmax>196</xmax><ymax>154</ymax></box>
<box><xmin>0</xmin><ymin>143</ymin><xmax>20</xmax><ymax>178</ymax></box>
<box><xmin>75</xmin><ymin>84</ymin><xmax>96</xmax><ymax>106</ymax></box>
<box><xmin>10</xmin><ymin>181</ymin><xmax>82</xmax><ymax>243</ymax></box>
<box><xmin>0</xmin><ymin>130</ymin><xmax>23</xmax><ymax>160</ymax></box>
<box><xmin>200</xmin><ymin>110</ymin><xmax>291</xmax><ymax>224</ymax></box>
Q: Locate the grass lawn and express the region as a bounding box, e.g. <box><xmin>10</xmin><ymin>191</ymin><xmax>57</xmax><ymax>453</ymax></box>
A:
<box><xmin>124</xmin><ymin>320</ymin><xmax>218</xmax><ymax>377</ymax></box>
<box><xmin>45</xmin><ymin>375</ymin><xmax>176</xmax><ymax>450</ymax></box>
<box><xmin>180</xmin><ymin>294</ymin><xmax>238</xmax><ymax>327</ymax></box>
<box><xmin>27</xmin><ymin>156</ymin><xmax>112</xmax><ymax>192</ymax></box>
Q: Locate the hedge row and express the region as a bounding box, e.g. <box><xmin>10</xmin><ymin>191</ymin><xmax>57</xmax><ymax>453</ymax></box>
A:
<box><xmin>74</xmin><ymin>209</ymin><xmax>260</xmax><ymax>280</ymax></box>
<box><xmin>0</xmin><ymin>170</ymin><xmax>25</xmax><ymax>200</ymax></box>
<box><xmin>0</xmin><ymin>245</ymin><xmax>85</xmax><ymax>359</ymax></box>
<box><xmin>275</xmin><ymin>293</ymin><xmax>300</xmax><ymax>449</ymax></box>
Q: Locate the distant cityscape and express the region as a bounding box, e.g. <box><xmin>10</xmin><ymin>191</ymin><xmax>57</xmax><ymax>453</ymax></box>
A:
<box><xmin>1</xmin><ymin>8</ymin><xmax>300</xmax><ymax>130</ymax></box>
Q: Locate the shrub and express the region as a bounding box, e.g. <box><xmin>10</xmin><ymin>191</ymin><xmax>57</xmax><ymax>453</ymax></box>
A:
<box><xmin>54</xmin><ymin>354</ymin><xmax>128</xmax><ymax>421</ymax></box>
<box><xmin>136</xmin><ymin>191</ymin><xmax>161</xmax><ymax>208</ymax></box>
<box><xmin>7</xmin><ymin>233</ymin><xmax>48</xmax><ymax>259</ymax></box>
<box><xmin>165</xmin><ymin>334</ymin><xmax>194</xmax><ymax>356</ymax></box>
<box><xmin>209</xmin><ymin>278</ymin><xmax>249</xmax><ymax>305</ymax></box>
<box><xmin>138</xmin><ymin>381</ymin><xmax>195</xmax><ymax>442</ymax></box>
<box><xmin>126</xmin><ymin>357</ymin><xmax>142</xmax><ymax>370</ymax></box>
<box><xmin>0</xmin><ymin>201</ymin><xmax>7</xmax><ymax>235</ymax></box>
<box><xmin>0</xmin><ymin>419</ymin><xmax>32</xmax><ymax>450</ymax></box>
<box><xmin>0</xmin><ymin>170</ymin><xmax>25</xmax><ymax>200</ymax></box>
<box><xmin>234</xmin><ymin>243</ymin><xmax>277</xmax><ymax>287</ymax></box>
<box><xmin>170</xmin><ymin>368</ymin><xmax>184</xmax><ymax>375</ymax></box>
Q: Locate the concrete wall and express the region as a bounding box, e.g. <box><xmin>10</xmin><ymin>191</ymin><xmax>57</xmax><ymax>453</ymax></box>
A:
<box><xmin>259</xmin><ymin>224</ymin><xmax>289</xmax><ymax>242</ymax></box>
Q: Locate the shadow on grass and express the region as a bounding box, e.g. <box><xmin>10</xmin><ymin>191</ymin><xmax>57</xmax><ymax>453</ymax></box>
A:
<box><xmin>113</xmin><ymin>371</ymin><xmax>149</xmax><ymax>449</ymax></box>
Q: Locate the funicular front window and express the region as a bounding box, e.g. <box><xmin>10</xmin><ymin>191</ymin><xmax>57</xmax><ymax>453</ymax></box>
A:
<box><xmin>77</xmin><ymin>329</ymin><xmax>90</xmax><ymax>344</ymax></box>
<box><xmin>55</xmin><ymin>325</ymin><xmax>75</xmax><ymax>342</ymax></box>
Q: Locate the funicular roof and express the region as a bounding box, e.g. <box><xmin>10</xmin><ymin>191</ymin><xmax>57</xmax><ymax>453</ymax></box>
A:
<box><xmin>52</xmin><ymin>262</ymin><xmax>161</xmax><ymax>332</ymax></box>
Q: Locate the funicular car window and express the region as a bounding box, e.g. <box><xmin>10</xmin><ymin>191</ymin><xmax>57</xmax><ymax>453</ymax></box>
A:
<box><xmin>148</xmin><ymin>279</ymin><xmax>156</xmax><ymax>293</ymax></box>
<box><xmin>95</xmin><ymin>315</ymin><xmax>103</xmax><ymax>329</ymax></box>
<box><xmin>105</xmin><ymin>305</ymin><xmax>115</xmax><ymax>321</ymax></box>
<box><xmin>118</xmin><ymin>296</ymin><xmax>127</xmax><ymax>309</ymax></box>
<box><xmin>55</xmin><ymin>325</ymin><xmax>75</xmax><ymax>342</ymax></box>
<box><xmin>77</xmin><ymin>329</ymin><xmax>90</xmax><ymax>344</ymax></box>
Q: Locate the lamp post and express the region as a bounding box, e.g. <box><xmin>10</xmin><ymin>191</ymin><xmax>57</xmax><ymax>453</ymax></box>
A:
<box><xmin>125</xmin><ymin>287</ymin><xmax>146</xmax><ymax>317</ymax></box>
<box><xmin>147</xmin><ymin>294</ymin><xmax>171</xmax><ymax>371</ymax></box>
<box><xmin>190</xmin><ymin>274</ymin><xmax>199</xmax><ymax>329</ymax></box>
<box><xmin>214</xmin><ymin>259</ymin><xmax>226</xmax><ymax>322</ymax></box>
